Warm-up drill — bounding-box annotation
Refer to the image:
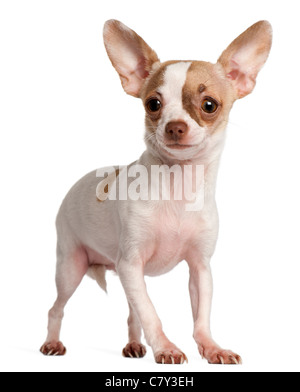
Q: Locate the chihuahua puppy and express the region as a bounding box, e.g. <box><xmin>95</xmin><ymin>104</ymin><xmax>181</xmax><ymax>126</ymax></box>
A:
<box><xmin>41</xmin><ymin>20</ymin><xmax>272</xmax><ymax>364</ymax></box>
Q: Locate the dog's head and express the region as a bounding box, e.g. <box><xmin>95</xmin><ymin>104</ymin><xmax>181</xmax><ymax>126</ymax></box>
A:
<box><xmin>103</xmin><ymin>20</ymin><xmax>272</xmax><ymax>162</ymax></box>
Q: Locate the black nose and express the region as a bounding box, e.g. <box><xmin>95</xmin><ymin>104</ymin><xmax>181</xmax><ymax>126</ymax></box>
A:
<box><xmin>165</xmin><ymin>121</ymin><xmax>188</xmax><ymax>141</ymax></box>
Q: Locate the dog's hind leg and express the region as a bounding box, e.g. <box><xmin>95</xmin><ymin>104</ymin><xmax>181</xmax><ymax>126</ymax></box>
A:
<box><xmin>40</xmin><ymin>246</ymin><xmax>88</xmax><ymax>356</ymax></box>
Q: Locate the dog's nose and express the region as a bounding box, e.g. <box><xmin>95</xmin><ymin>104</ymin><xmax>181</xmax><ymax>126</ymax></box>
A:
<box><xmin>165</xmin><ymin>121</ymin><xmax>188</xmax><ymax>141</ymax></box>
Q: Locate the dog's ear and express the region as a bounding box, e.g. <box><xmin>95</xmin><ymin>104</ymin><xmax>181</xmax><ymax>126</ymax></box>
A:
<box><xmin>103</xmin><ymin>20</ymin><xmax>160</xmax><ymax>98</ymax></box>
<box><xmin>218</xmin><ymin>21</ymin><xmax>272</xmax><ymax>99</ymax></box>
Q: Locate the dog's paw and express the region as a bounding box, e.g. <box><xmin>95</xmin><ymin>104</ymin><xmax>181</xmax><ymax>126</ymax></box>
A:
<box><xmin>199</xmin><ymin>345</ymin><xmax>242</xmax><ymax>365</ymax></box>
<box><xmin>122</xmin><ymin>341</ymin><xmax>147</xmax><ymax>358</ymax></box>
<box><xmin>40</xmin><ymin>341</ymin><xmax>67</xmax><ymax>356</ymax></box>
<box><xmin>155</xmin><ymin>349</ymin><xmax>188</xmax><ymax>364</ymax></box>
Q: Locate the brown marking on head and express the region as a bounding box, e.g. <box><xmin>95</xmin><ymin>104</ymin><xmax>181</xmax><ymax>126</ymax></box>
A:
<box><xmin>198</xmin><ymin>83</ymin><xmax>206</xmax><ymax>94</ymax></box>
<box><xmin>182</xmin><ymin>61</ymin><xmax>235</xmax><ymax>133</ymax></box>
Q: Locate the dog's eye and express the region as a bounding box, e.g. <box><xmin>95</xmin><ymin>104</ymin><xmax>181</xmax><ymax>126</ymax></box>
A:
<box><xmin>201</xmin><ymin>98</ymin><xmax>218</xmax><ymax>114</ymax></box>
<box><xmin>146</xmin><ymin>98</ymin><xmax>162</xmax><ymax>113</ymax></box>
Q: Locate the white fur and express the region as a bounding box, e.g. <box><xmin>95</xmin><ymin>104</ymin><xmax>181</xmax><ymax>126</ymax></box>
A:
<box><xmin>155</xmin><ymin>62</ymin><xmax>208</xmax><ymax>161</ymax></box>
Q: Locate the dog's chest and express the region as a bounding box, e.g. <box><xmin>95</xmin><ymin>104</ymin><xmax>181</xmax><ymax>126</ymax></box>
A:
<box><xmin>141</xmin><ymin>203</ymin><xmax>200</xmax><ymax>276</ymax></box>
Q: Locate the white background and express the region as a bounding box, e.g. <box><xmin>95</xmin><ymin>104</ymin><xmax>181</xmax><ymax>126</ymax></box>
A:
<box><xmin>1</xmin><ymin>0</ymin><xmax>299</xmax><ymax>372</ymax></box>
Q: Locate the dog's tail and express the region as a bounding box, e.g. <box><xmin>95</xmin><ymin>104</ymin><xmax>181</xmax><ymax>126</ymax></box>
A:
<box><xmin>87</xmin><ymin>265</ymin><xmax>107</xmax><ymax>293</ymax></box>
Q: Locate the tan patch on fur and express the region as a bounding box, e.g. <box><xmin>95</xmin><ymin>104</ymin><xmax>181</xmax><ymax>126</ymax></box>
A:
<box><xmin>182</xmin><ymin>61</ymin><xmax>235</xmax><ymax>133</ymax></box>
<box><xmin>103</xmin><ymin>184</ymin><xmax>109</xmax><ymax>194</ymax></box>
<box><xmin>141</xmin><ymin>60</ymin><xmax>181</xmax><ymax>101</ymax></box>
<box><xmin>97</xmin><ymin>168</ymin><xmax>120</xmax><ymax>202</ymax></box>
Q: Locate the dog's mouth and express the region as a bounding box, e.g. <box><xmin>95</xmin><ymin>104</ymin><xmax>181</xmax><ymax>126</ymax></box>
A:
<box><xmin>165</xmin><ymin>143</ymin><xmax>195</xmax><ymax>150</ymax></box>
<box><xmin>152</xmin><ymin>135</ymin><xmax>205</xmax><ymax>160</ymax></box>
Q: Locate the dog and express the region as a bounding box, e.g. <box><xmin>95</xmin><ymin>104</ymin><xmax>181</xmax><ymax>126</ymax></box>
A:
<box><xmin>40</xmin><ymin>19</ymin><xmax>272</xmax><ymax>364</ymax></box>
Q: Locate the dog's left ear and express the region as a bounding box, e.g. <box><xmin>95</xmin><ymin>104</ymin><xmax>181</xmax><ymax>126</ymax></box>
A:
<box><xmin>218</xmin><ymin>21</ymin><xmax>272</xmax><ymax>99</ymax></box>
<box><xmin>103</xmin><ymin>20</ymin><xmax>160</xmax><ymax>98</ymax></box>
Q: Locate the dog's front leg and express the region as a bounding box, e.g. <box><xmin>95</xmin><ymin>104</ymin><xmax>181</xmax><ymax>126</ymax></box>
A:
<box><xmin>117</xmin><ymin>260</ymin><xmax>187</xmax><ymax>364</ymax></box>
<box><xmin>122</xmin><ymin>303</ymin><xmax>147</xmax><ymax>359</ymax></box>
<box><xmin>188</xmin><ymin>258</ymin><xmax>242</xmax><ymax>365</ymax></box>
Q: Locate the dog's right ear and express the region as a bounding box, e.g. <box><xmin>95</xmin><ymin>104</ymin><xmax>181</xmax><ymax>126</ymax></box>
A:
<box><xmin>103</xmin><ymin>20</ymin><xmax>160</xmax><ymax>98</ymax></box>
